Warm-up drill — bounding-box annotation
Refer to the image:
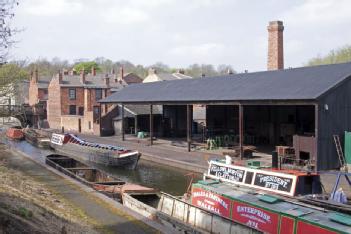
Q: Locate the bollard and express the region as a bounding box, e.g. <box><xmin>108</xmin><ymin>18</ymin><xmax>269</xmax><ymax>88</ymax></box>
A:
<box><xmin>272</xmin><ymin>151</ymin><xmax>278</xmax><ymax>169</ymax></box>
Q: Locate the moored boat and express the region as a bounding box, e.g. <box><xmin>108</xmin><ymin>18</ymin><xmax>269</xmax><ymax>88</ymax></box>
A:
<box><xmin>188</xmin><ymin>159</ymin><xmax>351</xmax><ymax>234</ymax></box>
<box><xmin>45</xmin><ymin>154</ymin><xmax>155</xmax><ymax>200</ymax></box>
<box><xmin>6</xmin><ymin>126</ymin><xmax>24</xmax><ymax>140</ymax></box>
<box><xmin>23</xmin><ymin>128</ymin><xmax>51</xmax><ymax>149</ymax></box>
<box><xmin>50</xmin><ymin>133</ymin><xmax>141</xmax><ymax>170</ymax></box>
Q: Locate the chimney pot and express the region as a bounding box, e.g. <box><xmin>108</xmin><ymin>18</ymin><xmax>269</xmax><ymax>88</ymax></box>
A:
<box><xmin>119</xmin><ymin>67</ymin><xmax>124</xmax><ymax>80</ymax></box>
<box><xmin>91</xmin><ymin>66</ymin><xmax>96</xmax><ymax>76</ymax></box>
<box><xmin>148</xmin><ymin>67</ymin><xmax>156</xmax><ymax>75</ymax></box>
<box><xmin>80</xmin><ymin>69</ymin><xmax>86</xmax><ymax>84</ymax></box>
<box><xmin>33</xmin><ymin>69</ymin><xmax>39</xmax><ymax>83</ymax></box>
<box><xmin>57</xmin><ymin>71</ymin><xmax>63</xmax><ymax>83</ymax></box>
<box><xmin>105</xmin><ymin>74</ymin><xmax>110</xmax><ymax>86</ymax></box>
<box><xmin>267</xmin><ymin>20</ymin><xmax>284</xmax><ymax>70</ymax></box>
<box><xmin>177</xmin><ymin>69</ymin><xmax>185</xmax><ymax>74</ymax></box>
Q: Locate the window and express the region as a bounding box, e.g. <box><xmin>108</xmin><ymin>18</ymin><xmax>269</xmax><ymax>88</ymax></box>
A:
<box><xmin>78</xmin><ymin>107</ymin><xmax>84</xmax><ymax>116</ymax></box>
<box><xmin>95</xmin><ymin>89</ymin><xmax>102</xmax><ymax>101</ymax></box>
<box><xmin>69</xmin><ymin>105</ymin><xmax>76</xmax><ymax>115</ymax></box>
<box><xmin>43</xmin><ymin>89</ymin><xmax>48</xmax><ymax>95</ymax></box>
<box><xmin>93</xmin><ymin>106</ymin><xmax>100</xmax><ymax>123</ymax></box>
<box><xmin>69</xmin><ymin>88</ymin><xmax>76</xmax><ymax>100</ymax></box>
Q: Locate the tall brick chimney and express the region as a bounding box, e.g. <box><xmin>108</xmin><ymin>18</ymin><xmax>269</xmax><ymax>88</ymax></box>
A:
<box><xmin>267</xmin><ymin>20</ymin><xmax>284</xmax><ymax>70</ymax></box>
<box><xmin>119</xmin><ymin>67</ymin><xmax>124</xmax><ymax>80</ymax></box>
<box><xmin>80</xmin><ymin>69</ymin><xmax>86</xmax><ymax>84</ymax></box>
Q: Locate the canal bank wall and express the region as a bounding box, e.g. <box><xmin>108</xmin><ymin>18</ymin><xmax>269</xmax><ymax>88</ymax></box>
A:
<box><xmin>6</xmin><ymin>142</ymin><xmax>175</xmax><ymax>234</ymax></box>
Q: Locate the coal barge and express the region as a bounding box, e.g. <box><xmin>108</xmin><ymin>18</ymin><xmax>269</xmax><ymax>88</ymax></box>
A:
<box><xmin>50</xmin><ymin>133</ymin><xmax>141</xmax><ymax>170</ymax></box>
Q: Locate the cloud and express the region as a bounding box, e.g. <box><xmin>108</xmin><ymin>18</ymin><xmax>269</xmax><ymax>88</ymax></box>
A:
<box><xmin>103</xmin><ymin>7</ymin><xmax>150</xmax><ymax>24</ymax></box>
<box><xmin>169</xmin><ymin>43</ymin><xmax>225</xmax><ymax>59</ymax></box>
<box><xmin>282</xmin><ymin>0</ymin><xmax>351</xmax><ymax>25</ymax></box>
<box><xmin>22</xmin><ymin>0</ymin><xmax>83</xmax><ymax>16</ymax></box>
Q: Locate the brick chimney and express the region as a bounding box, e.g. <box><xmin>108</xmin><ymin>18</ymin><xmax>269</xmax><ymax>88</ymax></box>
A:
<box><xmin>91</xmin><ymin>66</ymin><xmax>96</xmax><ymax>76</ymax></box>
<box><xmin>33</xmin><ymin>69</ymin><xmax>39</xmax><ymax>83</ymax></box>
<box><xmin>177</xmin><ymin>69</ymin><xmax>185</xmax><ymax>74</ymax></box>
<box><xmin>119</xmin><ymin>66</ymin><xmax>124</xmax><ymax>80</ymax></box>
<box><xmin>80</xmin><ymin>69</ymin><xmax>86</xmax><ymax>84</ymax></box>
<box><xmin>105</xmin><ymin>74</ymin><xmax>110</xmax><ymax>86</ymax></box>
<box><xmin>148</xmin><ymin>67</ymin><xmax>156</xmax><ymax>75</ymax></box>
<box><xmin>267</xmin><ymin>20</ymin><xmax>284</xmax><ymax>70</ymax></box>
<box><xmin>57</xmin><ymin>70</ymin><xmax>63</xmax><ymax>83</ymax></box>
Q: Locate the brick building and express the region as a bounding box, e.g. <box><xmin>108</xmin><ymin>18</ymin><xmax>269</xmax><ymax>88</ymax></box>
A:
<box><xmin>28</xmin><ymin>69</ymin><xmax>51</xmax><ymax>108</ymax></box>
<box><xmin>47</xmin><ymin>68</ymin><xmax>141</xmax><ymax>135</ymax></box>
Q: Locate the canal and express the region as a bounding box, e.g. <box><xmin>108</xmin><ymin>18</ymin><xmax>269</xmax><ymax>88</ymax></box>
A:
<box><xmin>3</xmin><ymin>136</ymin><xmax>201</xmax><ymax>196</ymax></box>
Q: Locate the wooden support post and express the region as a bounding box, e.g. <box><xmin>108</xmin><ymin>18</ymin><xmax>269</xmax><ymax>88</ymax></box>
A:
<box><xmin>150</xmin><ymin>104</ymin><xmax>153</xmax><ymax>145</ymax></box>
<box><xmin>187</xmin><ymin>105</ymin><xmax>191</xmax><ymax>152</ymax></box>
<box><xmin>314</xmin><ymin>104</ymin><xmax>318</xmax><ymax>172</ymax></box>
<box><xmin>239</xmin><ymin>104</ymin><xmax>244</xmax><ymax>159</ymax></box>
<box><xmin>121</xmin><ymin>104</ymin><xmax>125</xmax><ymax>141</ymax></box>
<box><xmin>99</xmin><ymin>103</ymin><xmax>102</xmax><ymax>136</ymax></box>
<box><xmin>134</xmin><ymin>116</ymin><xmax>138</xmax><ymax>135</ymax></box>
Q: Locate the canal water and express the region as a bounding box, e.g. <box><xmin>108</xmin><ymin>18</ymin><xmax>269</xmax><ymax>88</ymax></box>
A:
<box><xmin>2</xmin><ymin>133</ymin><xmax>201</xmax><ymax>195</ymax></box>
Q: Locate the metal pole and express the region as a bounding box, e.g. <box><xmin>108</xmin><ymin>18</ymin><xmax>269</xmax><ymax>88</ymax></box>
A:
<box><xmin>239</xmin><ymin>104</ymin><xmax>244</xmax><ymax>159</ymax></box>
<box><xmin>121</xmin><ymin>104</ymin><xmax>125</xmax><ymax>141</ymax></box>
<box><xmin>150</xmin><ymin>104</ymin><xmax>153</xmax><ymax>145</ymax></box>
<box><xmin>187</xmin><ymin>105</ymin><xmax>191</xmax><ymax>152</ymax></box>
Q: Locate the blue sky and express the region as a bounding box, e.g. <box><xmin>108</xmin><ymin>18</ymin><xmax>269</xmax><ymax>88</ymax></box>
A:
<box><xmin>11</xmin><ymin>0</ymin><xmax>351</xmax><ymax>72</ymax></box>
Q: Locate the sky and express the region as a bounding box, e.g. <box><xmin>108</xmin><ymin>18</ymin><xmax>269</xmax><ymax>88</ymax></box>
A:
<box><xmin>10</xmin><ymin>0</ymin><xmax>351</xmax><ymax>72</ymax></box>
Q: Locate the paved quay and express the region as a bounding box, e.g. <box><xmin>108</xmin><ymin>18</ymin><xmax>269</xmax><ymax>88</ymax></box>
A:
<box><xmin>78</xmin><ymin>134</ymin><xmax>226</xmax><ymax>173</ymax></box>
<box><xmin>77</xmin><ymin>134</ymin><xmax>351</xmax><ymax>195</ymax></box>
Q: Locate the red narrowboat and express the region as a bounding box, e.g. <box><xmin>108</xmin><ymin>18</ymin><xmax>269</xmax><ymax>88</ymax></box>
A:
<box><xmin>6</xmin><ymin>127</ymin><xmax>24</xmax><ymax>141</ymax></box>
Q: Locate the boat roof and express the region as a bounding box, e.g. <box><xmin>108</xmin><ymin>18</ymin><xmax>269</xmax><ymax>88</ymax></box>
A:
<box><xmin>194</xmin><ymin>180</ymin><xmax>351</xmax><ymax>233</ymax></box>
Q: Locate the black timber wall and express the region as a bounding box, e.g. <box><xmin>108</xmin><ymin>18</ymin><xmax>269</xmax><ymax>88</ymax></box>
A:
<box><xmin>317</xmin><ymin>76</ymin><xmax>351</xmax><ymax>170</ymax></box>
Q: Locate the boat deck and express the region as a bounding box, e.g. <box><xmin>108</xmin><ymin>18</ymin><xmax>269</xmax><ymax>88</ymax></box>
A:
<box><xmin>194</xmin><ymin>180</ymin><xmax>351</xmax><ymax>233</ymax></box>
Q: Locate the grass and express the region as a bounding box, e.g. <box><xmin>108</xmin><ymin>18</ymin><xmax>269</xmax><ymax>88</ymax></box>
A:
<box><xmin>18</xmin><ymin>207</ymin><xmax>33</xmax><ymax>218</ymax></box>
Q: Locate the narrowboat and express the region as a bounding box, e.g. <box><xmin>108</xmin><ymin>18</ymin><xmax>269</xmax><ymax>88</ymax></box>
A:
<box><xmin>50</xmin><ymin>133</ymin><xmax>141</xmax><ymax>170</ymax></box>
<box><xmin>6</xmin><ymin>126</ymin><xmax>24</xmax><ymax>140</ymax></box>
<box><xmin>188</xmin><ymin>159</ymin><xmax>351</xmax><ymax>234</ymax></box>
<box><xmin>23</xmin><ymin>128</ymin><xmax>51</xmax><ymax>149</ymax></box>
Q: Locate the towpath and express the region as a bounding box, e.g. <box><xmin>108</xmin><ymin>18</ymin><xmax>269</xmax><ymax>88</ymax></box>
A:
<box><xmin>2</xmin><ymin>142</ymin><xmax>164</xmax><ymax>234</ymax></box>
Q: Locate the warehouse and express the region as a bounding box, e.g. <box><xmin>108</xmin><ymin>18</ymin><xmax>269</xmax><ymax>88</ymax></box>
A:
<box><xmin>99</xmin><ymin>62</ymin><xmax>351</xmax><ymax>171</ymax></box>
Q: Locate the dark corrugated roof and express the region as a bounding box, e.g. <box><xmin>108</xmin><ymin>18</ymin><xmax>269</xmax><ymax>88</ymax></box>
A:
<box><xmin>99</xmin><ymin>62</ymin><xmax>351</xmax><ymax>104</ymax></box>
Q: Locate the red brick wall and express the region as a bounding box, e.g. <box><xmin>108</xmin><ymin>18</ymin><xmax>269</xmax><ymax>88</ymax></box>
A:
<box><xmin>61</xmin><ymin>87</ymin><xmax>84</xmax><ymax>115</ymax></box>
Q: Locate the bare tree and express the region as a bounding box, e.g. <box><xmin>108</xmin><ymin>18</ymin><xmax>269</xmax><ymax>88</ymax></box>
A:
<box><xmin>0</xmin><ymin>0</ymin><xmax>19</xmax><ymax>65</ymax></box>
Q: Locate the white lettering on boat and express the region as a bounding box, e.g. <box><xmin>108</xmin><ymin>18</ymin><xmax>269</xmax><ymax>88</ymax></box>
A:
<box><xmin>192</xmin><ymin>191</ymin><xmax>229</xmax><ymax>210</ymax></box>
<box><xmin>236</xmin><ymin>205</ymin><xmax>271</xmax><ymax>223</ymax></box>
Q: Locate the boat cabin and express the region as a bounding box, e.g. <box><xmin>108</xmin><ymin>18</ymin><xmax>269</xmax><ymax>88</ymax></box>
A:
<box><xmin>205</xmin><ymin>160</ymin><xmax>322</xmax><ymax>197</ymax></box>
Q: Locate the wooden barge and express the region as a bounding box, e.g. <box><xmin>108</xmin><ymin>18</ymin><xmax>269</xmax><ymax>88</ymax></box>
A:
<box><xmin>189</xmin><ymin>160</ymin><xmax>351</xmax><ymax>234</ymax></box>
<box><xmin>45</xmin><ymin>154</ymin><xmax>155</xmax><ymax>200</ymax></box>
<box><xmin>50</xmin><ymin>133</ymin><xmax>141</xmax><ymax>169</ymax></box>
<box><xmin>23</xmin><ymin>128</ymin><xmax>51</xmax><ymax>149</ymax></box>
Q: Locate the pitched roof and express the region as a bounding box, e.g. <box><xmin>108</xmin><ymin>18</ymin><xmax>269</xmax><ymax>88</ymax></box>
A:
<box><xmin>99</xmin><ymin>62</ymin><xmax>351</xmax><ymax>104</ymax></box>
<box><xmin>143</xmin><ymin>72</ymin><xmax>192</xmax><ymax>83</ymax></box>
<box><xmin>58</xmin><ymin>74</ymin><xmax>124</xmax><ymax>89</ymax></box>
<box><xmin>122</xmin><ymin>73</ymin><xmax>143</xmax><ymax>84</ymax></box>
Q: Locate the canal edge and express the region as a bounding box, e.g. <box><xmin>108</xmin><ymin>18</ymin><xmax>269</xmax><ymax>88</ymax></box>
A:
<box><xmin>7</xmin><ymin>145</ymin><xmax>175</xmax><ymax>234</ymax></box>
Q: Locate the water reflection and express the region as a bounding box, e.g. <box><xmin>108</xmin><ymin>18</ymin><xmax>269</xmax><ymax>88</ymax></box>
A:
<box><xmin>3</xmin><ymin>136</ymin><xmax>201</xmax><ymax>196</ymax></box>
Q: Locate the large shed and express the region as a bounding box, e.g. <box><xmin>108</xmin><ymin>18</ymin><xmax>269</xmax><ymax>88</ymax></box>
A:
<box><xmin>100</xmin><ymin>62</ymin><xmax>351</xmax><ymax>171</ymax></box>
